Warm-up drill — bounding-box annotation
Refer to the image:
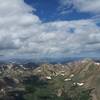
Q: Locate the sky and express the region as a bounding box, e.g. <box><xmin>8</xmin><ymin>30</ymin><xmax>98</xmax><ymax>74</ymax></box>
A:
<box><xmin>0</xmin><ymin>0</ymin><xmax>100</xmax><ymax>60</ymax></box>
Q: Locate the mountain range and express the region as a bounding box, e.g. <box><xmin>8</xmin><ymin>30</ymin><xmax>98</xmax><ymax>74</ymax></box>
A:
<box><xmin>0</xmin><ymin>59</ymin><xmax>99</xmax><ymax>100</ymax></box>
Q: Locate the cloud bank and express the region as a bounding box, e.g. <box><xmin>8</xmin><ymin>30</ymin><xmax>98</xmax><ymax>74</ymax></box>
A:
<box><xmin>0</xmin><ymin>0</ymin><xmax>100</xmax><ymax>59</ymax></box>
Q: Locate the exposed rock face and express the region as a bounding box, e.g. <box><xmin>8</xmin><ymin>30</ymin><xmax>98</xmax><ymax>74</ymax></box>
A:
<box><xmin>33</xmin><ymin>59</ymin><xmax>100</xmax><ymax>100</ymax></box>
<box><xmin>0</xmin><ymin>59</ymin><xmax>100</xmax><ymax>100</ymax></box>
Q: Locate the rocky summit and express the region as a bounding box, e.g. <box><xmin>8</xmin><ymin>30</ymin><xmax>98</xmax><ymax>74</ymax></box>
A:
<box><xmin>0</xmin><ymin>59</ymin><xmax>100</xmax><ymax>100</ymax></box>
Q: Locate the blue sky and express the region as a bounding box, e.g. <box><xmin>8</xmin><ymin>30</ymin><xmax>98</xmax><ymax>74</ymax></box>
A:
<box><xmin>25</xmin><ymin>0</ymin><xmax>93</xmax><ymax>22</ymax></box>
<box><xmin>0</xmin><ymin>0</ymin><xmax>100</xmax><ymax>60</ymax></box>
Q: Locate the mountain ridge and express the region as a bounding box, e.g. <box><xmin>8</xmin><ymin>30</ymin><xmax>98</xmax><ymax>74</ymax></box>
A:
<box><xmin>0</xmin><ymin>58</ymin><xmax>100</xmax><ymax>100</ymax></box>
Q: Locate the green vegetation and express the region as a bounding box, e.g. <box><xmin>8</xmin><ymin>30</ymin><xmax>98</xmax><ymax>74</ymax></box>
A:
<box><xmin>0</xmin><ymin>59</ymin><xmax>97</xmax><ymax>100</ymax></box>
<box><xmin>24</xmin><ymin>75</ymin><xmax>92</xmax><ymax>100</ymax></box>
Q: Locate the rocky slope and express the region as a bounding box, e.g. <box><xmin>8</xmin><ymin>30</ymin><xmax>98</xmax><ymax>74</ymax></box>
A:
<box><xmin>0</xmin><ymin>59</ymin><xmax>100</xmax><ymax>100</ymax></box>
<box><xmin>33</xmin><ymin>59</ymin><xmax>100</xmax><ymax>100</ymax></box>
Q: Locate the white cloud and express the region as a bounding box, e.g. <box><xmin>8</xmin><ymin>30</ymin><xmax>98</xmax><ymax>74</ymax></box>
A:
<box><xmin>59</xmin><ymin>0</ymin><xmax>100</xmax><ymax>13</ymax></box>
<box><xmin>74</xmin><ymin>0</ymin><xmax>100</xmax><ymax>13</ymax></box>
<box><xmin>0</xmin><ymin>0</ymin><xmax>100</xmax><ymax>59</ymax></box>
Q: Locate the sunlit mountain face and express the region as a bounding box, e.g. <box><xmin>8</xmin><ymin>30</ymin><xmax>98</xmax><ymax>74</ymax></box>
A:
<box><xmin>0</xmin><ymin>0</ymin><xmax>100</xmax><ymax>63</ymax></box>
